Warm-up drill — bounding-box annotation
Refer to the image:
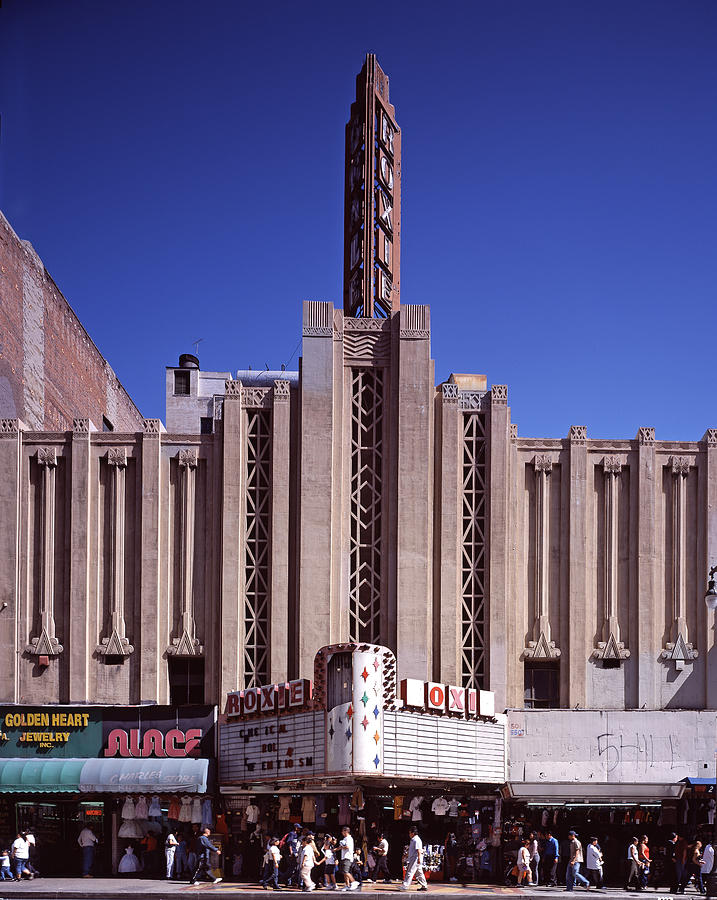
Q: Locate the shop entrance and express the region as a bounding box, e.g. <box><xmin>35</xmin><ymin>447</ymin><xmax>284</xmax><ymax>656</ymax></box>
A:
<box><xmin>14</xmin><ymin>799</ymin><xmax>109</xmax><ymax>876</ymax></box>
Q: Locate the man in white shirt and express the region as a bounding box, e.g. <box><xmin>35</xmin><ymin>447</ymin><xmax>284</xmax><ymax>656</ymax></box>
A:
<box><xmin>77</xmin><ymin>825</ymin><xmax>98</xmax><ymax>877</ymax></box>
<box><xmin>401</xmin><ymin>826</ymin><xmax>428</xmax><ymax>892</ymax></box>
<box><xmin>701</xmin><ymin>842</ymin><xmax>715</xmax><ymax>887</ymax></box>
<box><xmin>339</xmin><ymin>826</ymin><xmax>358</xmax><ymax>891</ymax></box>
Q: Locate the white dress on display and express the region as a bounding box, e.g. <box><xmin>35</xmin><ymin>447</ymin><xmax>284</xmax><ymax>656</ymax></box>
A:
<box><xmin>148</xmin><ymin>795</ymin><xmax>162</xmax><ymax>818</ymax></box>
<box><xmin>134</xmin><ymin>795</ymin><xmax>149</xmax><ymax>819</ymax></box>
<box><xmin>121</xmin><ymin>797</ymin><xmax>136</xmax><ymax>820</ymax></box>
<box><xmin>178</xmin><ymin>796</ymin><xmax>193</xmax><ymax>822</ymax></box>
<box><xmin>191</xmin><ymin>797</ymin><xmax>203</xmax><ymax>824</ymax></box>
<box><xmin>118</xmin><ymin>846</ymin><xmax>142</xmax><ymax>873</ymax></box>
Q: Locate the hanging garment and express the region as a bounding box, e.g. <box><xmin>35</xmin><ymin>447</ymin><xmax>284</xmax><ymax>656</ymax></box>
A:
<box><xmin>148</xmin><ymin>795</ymin><xmax>162</xmax><ymax>818</ymax></box>
<box><xmin>338</xmin><ymin>795</ymin><xmax>351</xmax><ymax>826</ymax></box>
<box><xmin>708</xmin><ymin>799</ymin><xmax>716</xmax><ymax>825</ymax></box>
<box><xmin>541</xmin><ymin>809</ymin><xmax>549</xmax><ymax>828</ymax></box>
<box><xmin>118</xmin><ymin>846</ymin><xmax>142</xmax><ymax>873</ymax></box>
<box><xmin>246</xmin><ymin>803</ymin><xmax>260</xmax><ymax>825</ymax></box>
<box><xmin>178</xmin><ymin>796</ymin><xmax>193</xmax><ymax>822</ymax></box>
<box><xmin>118</xmin><ymin>819</ymin><xmax>144</xmax><ymax>839</ymax></box>
<box><xmin>302</xmin><ymin>795</ymin><xmax>317</xmax><ymax>822</ymax></box>
<box><xmin>201</xmin><ymin>797</ymin><xmax>213</xmax><ymax>827</ymax></box>
<box><xmin>278</xmin><ymin>796</ymin><xmax>291</xmax><ymax>820</ymax></box>
<box><xmin>168</xmin><ymin>796</ymin><xmax>181</xmax><ymax>821</ymax></box>
<box><xmin>393</xmin><ymin>796</ymin><xmax>404</xmax><ymax>821</ymax></box>
<box><xmin>215</xmin><ymin>814</ymin><xmax>228</xmax><ymax>835</ymax></box>
<box><xmin>315</xmin><ymin>794</ymin><xmax>327</xmax><ymax>821</ymax></box>
<box><xmin>121</xmin><ymin>796</ymin><xmax>136</xmax><ymax>820</ymax></box>
<box><xmin>448</xmin><ymin>798</ymin><xmax>460</xmax><ymax>817</ymax></box>
<box><xmin>431</xmin><ymin>797</ymin><xmax>449</xmax><ymax>816</ymax></box>
<box><xmin>350</xmin><ymin>787</ymin><xmax>365</xmax><ymax>810</ymax></box>
<box><xmin>134</xmin><ymin>795</ymin><xmax>149</xmax><ymax>819</ymax></box>
<box><xmin>409</xmin><ymin>796</ymin><xmax>424</xmax><ymax>822</ymax></box>
<box><xmin>191</xmin><ymin>797</ymin><xmax>202</xmax><ymax>823</ymax></box>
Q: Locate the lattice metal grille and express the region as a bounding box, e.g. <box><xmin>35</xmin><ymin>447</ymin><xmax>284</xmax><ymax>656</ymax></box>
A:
<box><xmin>243</xmin><ymin>410</ymin><xmax>271</xmax><ymax>687</ymax></box>
<box><xmin>461</xmin><ymin>413</ymin><xmax>487</xmax><ymax>689</ymax></box>
<box><xmin>349</xmin><ymin>368</ymin><xmax>384</xmax><ymax>643</ymax></box>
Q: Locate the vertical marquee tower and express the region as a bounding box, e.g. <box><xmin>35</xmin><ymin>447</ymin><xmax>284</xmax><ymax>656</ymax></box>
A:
<box><xmin>343</xmin><ymin>54</ymin><xmax>401</xmax><ymax>318</ymax></box>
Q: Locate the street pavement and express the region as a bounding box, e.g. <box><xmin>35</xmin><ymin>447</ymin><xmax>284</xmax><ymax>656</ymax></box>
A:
<box><xmin>0</xmin><ymin>879</ymin><xmax>705</xmax><ymax>900</ymax></box>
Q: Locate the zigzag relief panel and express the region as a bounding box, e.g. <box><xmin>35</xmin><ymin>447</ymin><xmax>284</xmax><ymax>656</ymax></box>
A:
<box><xmin>343</xmin><ymin>329</ymin><xmax>391</xmax><ymax>366</ymax></box>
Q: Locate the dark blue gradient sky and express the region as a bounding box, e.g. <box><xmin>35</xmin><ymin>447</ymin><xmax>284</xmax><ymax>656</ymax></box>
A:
<box><xmin>1</xmin><ymin>1</ymin><xmax>715</xmax><ymax>438</ymax></box>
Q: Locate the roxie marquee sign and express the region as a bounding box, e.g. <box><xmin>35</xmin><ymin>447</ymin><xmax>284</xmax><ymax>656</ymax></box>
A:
<box><xmin>224</xmin><ymin>677</ymin><xmax>494</xmax><ymax>720</ymax></box>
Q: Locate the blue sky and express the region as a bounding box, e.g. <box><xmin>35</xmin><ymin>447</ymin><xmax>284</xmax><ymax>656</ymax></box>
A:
<box><xmin>1</xmin><ymin>0</ymin><xmax>715</xmax><ymax>439</ymax></box>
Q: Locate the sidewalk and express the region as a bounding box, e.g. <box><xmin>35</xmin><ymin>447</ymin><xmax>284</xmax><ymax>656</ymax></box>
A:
<box><xmin>0</xmin><ymin>879</ymin><xmax>701</xmax><ymax>900</ymax></box>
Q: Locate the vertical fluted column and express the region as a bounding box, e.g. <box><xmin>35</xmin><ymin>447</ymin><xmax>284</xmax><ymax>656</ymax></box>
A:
<box><xmin>636</xmin><ymin>427</ymin><xmax>658</xmax><ymax>707</ymax></box>
<box><xmin>270</xmin><ymin>380</ymin><xmax>291</xmax><ymax>683</ymax></box>
<box><xmin>704</xmin><ymin>429</ymin><xmax>717</xmax><ymax>708</ymax></box>
<box><xmin>221</xmin><ymin>381</ymin><xmax>244</xmax><ymax>697</ymax></box>
<box><xmin>567</xmin><ymin>426</ymin><xmax>588</xmax><ymax>706</ymax></box>
<box><xmin>488</xmin><ymin>385</ymin><xmax>510</xmax><ymax>707</ymax></box>
<box><xmin>0</xmin><ymin>420</ymin><xmax>23</xmax><ymax>701</ymax></box>
<box><xmin>27</xmin><ymin>446</ymin><xmax>63</xmax><ymax>657</ymax></box>
<box><xmin>139</xmin><ymin>418</ymin><xmax>164</xmax><ymax>703</ymax></box>
<box><xmin>69</xmin><ymin>419</ymin><xmax>93</xmax><ymax>698</ymax></box>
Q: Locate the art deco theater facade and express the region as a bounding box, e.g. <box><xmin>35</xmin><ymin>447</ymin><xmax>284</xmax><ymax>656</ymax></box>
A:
<box><xmin>0</xmin><ymin>56</ymin><xmax>715</xmax><ymax>873</ymax></box>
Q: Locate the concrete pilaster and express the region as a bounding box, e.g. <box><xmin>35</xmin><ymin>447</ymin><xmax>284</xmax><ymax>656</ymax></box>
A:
<box><xmin>220</xmin><ymin>386</ymin><xmax>244</xmax><ymax>696</ymax></box>
<box><xmin>395</xmin><ymin>307</ymin><xmax>433</xmax><ymax>681</ymax></box>
<box><xmin>435</xmin><ymin>386</ymin><xmax>461</xmax><ymax>684</ymax></box>
<box><xmin>68</xmin><ymin>419</ymin><xmax>93</xmax><ymax>700</ymax></box>
<box><xmin>298</xmin><ymin>301</ymin><xmax>338</xmax><ymax>678</ymax></box>
<box><xmin>636</xmin><ymin>427</ymin><xmax>658</xmax><ymax>708</ymax></box>
<box><xmin>488</xmin><ymin>386</ymin><xmax>509</xmax><ymax>711</ymax></box>
<box><xmin>270</xmin><ymin>381</ymin><xmax>291</xmax><ymax>683</ymax></box>
<box><xmin>704</xmin><ymin>429</ymin><xmax>717</xmax><ymax>708</ymax></box>
<box><xmin>139</xmin><ymin>419</ymin><xmax>163</xmax><ymax>703</ymax></box>
<box><xmin>567</xmin><ymin>426</ymin><xmax>588</xmax><ymax>707</ymax></box>
<box><xmin>0</xmin><ymin>420</ymin><xmax>23</xmax><ymax>703</ymax></box>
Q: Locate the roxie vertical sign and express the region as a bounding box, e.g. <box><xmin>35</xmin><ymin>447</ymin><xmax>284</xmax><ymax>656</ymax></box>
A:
<box><xmin>343</xmin><ymin>54</ymin><xmax>401</xmax><ymax>319</ymax></box>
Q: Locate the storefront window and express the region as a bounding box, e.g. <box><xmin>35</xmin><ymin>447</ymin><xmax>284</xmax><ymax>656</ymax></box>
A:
<box><xmin>523</xmin><ymin>662</ymin><xmax>559</xmax><ymax>708</ymax></box>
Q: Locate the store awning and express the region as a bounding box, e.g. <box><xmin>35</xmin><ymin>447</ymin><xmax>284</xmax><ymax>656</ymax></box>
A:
<box><xmin>0</xmin><ymin>757</ymin><xmax>208</xmax><ymax>794</ymax></box>
<box><xmin>0</xmin><ymin>758</ymin><xmax>85</xmax><ymax>792</ymax></box>
<box><xmin>504</xmin><ymin>781</ymin><xmax>685</xmax><ymax>803</ymax></box>
<box><xmin>79</xmin><ymin>758</ymin><xmax>208</xmax><ymax>793</ymax></box>
<box><xmin>682</xmin><ymin>777</ymin><xmax>715</xmax><ymax>787</ymax></box>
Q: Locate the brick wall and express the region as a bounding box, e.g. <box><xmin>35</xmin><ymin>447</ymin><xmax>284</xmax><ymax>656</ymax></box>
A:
<box><xmin>0</xmin><ymin>211</ymin><xmax>144</xmax><ymax>432</ymax></box>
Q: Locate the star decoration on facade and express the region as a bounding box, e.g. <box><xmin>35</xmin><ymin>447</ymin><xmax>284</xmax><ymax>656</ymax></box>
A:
<box><xmin>329</xmin><ymin>723</ymin><xmax>335</xmax><ymax>739</ymax></box>
<box><xmin>346</xmin><ymin>704</ymin><xmax>353</xmax><ymax>719</ymax></box>
<box><xmin>361</xmin><ymin>667</ymin><xmax>369</xmax><ymax>681</ymax></box>
<box><xmin>373</xmin><ymin>754</ymin><xmax>380</xmax><ymax>769</ymax></box>
<box><xmin>361</xmin><ymin>716</ymin><xmax>369</xmax><ymax>730</ymax></box>
<box><xmin>345</xmin><ymin>727</ymin><xmax>352</xmax><ymax>740</ymax></box>
<box><xmin>373</xmin><ymin>657</ymin><xmax>380</xmax><ymax>671</ymax></box>
<box><xmin>373</xmin><ymin>730</ymin><xmax>380</xmax><ymax>744</ymax></box>
<box><xmin>361</xmin><ymin>692</ymin><xmax>369</xmax><ymax>706</ymax></box>
<box><xmin>373</xmin><ymin>705</ymin><xmax>380</xmax><ymax>719</ymax></box>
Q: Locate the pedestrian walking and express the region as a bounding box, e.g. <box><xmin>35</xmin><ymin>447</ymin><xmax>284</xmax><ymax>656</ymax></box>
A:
<box><xmin>626</xmin><ymin>837</ymin><xmax>644</xmax><ymax>891</ymax></box>
<box><xmin>664</xmin><ymin>833</ymin><xmax>679</xmax><ymax>893</ymax></box>
<box><xmin>190</xmin><ymin>826</ymin><xmax>222</xmax><ymax>884</ymax></box>
<box><xmin>165</xmin><ymin>831</ymin><xmax>178</xmax><ymax>879</ymax></box>
<box><xmin>517</xmin><ymin>839</ymin><xmax>532</xmax><ymax>885</ymax></box>
<box><xmin>528</xmin><ymin>832</ymin><xmax>540</xmax><ymax>886</ymax></box>
<box><xmin>77</xmin><ymin>825</ymin><xmax>98</xmax><ymax>878</ymax></box>
<box><xmin>322</xmin><ymin>835</ymin><xmax>338</xmax><ymax>890</ymax></box>
<box><xmin>339</xmin><ymin>825</ymin><xmax>358</xmax><ymax>891</ymax></box>
<box><xmin>260</xmin><ymin>837</ymin><xmax>282</xmax><ymax>890</ymax></box>
<box><xmin>638</xmin><ymin>836</ymin><xmax>651</xmax><ymax>890</ymax></box>
<box><xmin>585</xmin><ymin>837</ymin><xmax>604</xmax><ymax>890</ymax></box>
<box><xmin>544</xmin><ymin>829</ymin><xmax>560</xmax><ymax>886</ymax></box>
<box><xmin>400</xmin><ymin>826</ymin><xmax>428</xmax><ymax>892</ymax></box>
<box><xmin>371</xmin><ymin>833</ymin><xmax>391</xmax><ymax>883</ymax></box>
<box><xmin>565</xmin><ymin>830</ymin><xmax>589</xmax><ymax>891</ymax></box>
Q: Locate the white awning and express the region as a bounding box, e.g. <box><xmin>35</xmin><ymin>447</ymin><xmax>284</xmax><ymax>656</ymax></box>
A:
<box><xmin>504</xmin><ymin>781</ymin><xmax>685</xmax><ymax>803</ymax></box>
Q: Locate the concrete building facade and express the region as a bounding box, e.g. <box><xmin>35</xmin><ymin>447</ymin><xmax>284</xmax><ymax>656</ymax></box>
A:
<box><xmin>0</xmin><ymin>54</ymin><xmax>715</xmax><ymax>741</ymax></box>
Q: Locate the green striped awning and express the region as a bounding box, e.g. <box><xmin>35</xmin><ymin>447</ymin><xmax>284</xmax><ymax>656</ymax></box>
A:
<box><xmin>0</xmin><ymin>758</ymin><xmax>85</xmax><ymax>792</ymax></box>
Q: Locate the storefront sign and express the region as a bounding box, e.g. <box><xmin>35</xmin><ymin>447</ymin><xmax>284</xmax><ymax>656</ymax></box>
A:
<box><xmin>104</xmin><ymin>727</ymin><xmax>202</xmax><ymax>758</ymax></box>
<box><xmin>224</xmin><ymin>679</ymin><xmax>312</xmax><ymax>718</ymax></box>
<box><xmin>0</xmin><ymin>705</ymin><xmax>216</xmax><ymax>760</ymax></box>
